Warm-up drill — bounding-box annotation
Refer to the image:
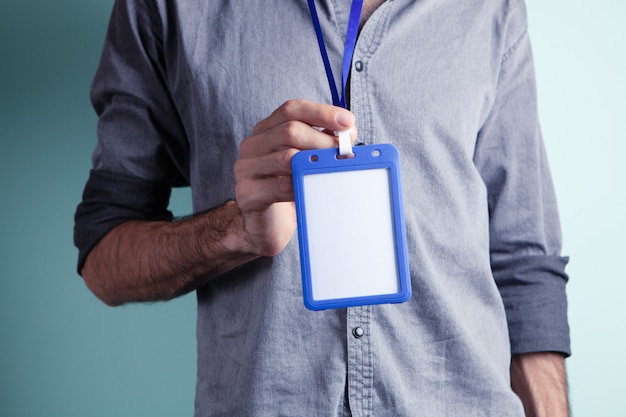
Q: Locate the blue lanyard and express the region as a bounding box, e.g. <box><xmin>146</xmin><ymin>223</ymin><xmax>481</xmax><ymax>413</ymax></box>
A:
<box><xmin>307</xmin><ymin>0</ymin><xmax>364</xmax><ymax>109</ymax></box>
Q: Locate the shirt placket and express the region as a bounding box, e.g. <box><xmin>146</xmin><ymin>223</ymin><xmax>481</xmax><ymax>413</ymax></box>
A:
<box><xmin>347</xmin><ymin>305</ymin><xmax>373</xmax><ymax>417</ymax></box>
<box><xmin>337</xmin><ymin>2</ymin><xmax>389</xmax><ymax>416</ymax></box>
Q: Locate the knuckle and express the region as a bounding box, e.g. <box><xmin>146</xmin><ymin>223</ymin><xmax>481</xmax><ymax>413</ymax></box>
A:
<box><xmin>280</xmin><ymin>99</ymin><xmax>303</xmax><ymax>116</ymax></box>
<box><xmin>275</xmin><ymin>148</ymin><xmax>298</xmax><ymax>169</ymax></box>
<box><xmin>238</xmin><ymin>136</ymin><xmax>252</xmax><ymax>156</ymax></box>
<box><xmin>233</xmin><ymin>159</ymin><xmax>245</xmax><ymax>179</ymax></box>
<box><xmin>251</xmin><ymin>120</ymin><xmax>266</xmax><ymax>135</ymax></box>
<box><xmin>280</xmin><ymin>121</ymin><xmax>302</xmax><ymax>140</ymax></box>
<box><xmin>234</xmin><ymin>180</ymin><xmax>248</xmax><ymax>200</ymax></box>
<box><xmin>235</xmin><ymin>181</ymin><xmax>260</xmax><ymax>211</ymax></box>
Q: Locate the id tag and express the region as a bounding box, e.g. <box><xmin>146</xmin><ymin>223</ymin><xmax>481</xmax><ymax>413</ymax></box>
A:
<box><xmin>292</xmin><ymin>143</ymin><xmax>411</xmax><ymax>310</ymax></box>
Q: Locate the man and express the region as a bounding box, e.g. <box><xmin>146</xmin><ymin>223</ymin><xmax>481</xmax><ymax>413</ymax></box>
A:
<box><xmin>75</xmin><ymin>0</ymin><xmax>570</xmax><ymax>415</ymax></box>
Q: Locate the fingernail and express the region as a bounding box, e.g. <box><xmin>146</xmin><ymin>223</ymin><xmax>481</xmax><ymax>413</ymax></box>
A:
<box><xmin>336</xmin><ymin>110</ymin><xmax>355</xmax><ymax>128</ymax></box>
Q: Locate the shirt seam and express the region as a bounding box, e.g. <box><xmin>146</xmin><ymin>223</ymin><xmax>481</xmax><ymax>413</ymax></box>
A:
<box><xmin>501</xmin><ymin>28</ymin><xmax>528</xmax><ymax>67</ymax></box>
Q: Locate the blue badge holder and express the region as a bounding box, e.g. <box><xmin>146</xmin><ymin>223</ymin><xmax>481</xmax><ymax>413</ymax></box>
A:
<box><xmin>292</xmin><ymin>143</ymin><xmax>412</xmax><ymax>310</ymax></box>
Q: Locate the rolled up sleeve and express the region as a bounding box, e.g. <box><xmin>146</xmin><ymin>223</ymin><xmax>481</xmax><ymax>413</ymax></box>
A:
<box><xmin>474</xmin><ymin>8</ymin><xmax>571</xmax><ymax>356</ymax></box>
<box><xmin>74</xmin><ymin>0</ymin><xmax>189</xmax><ymax>274</ymax></box>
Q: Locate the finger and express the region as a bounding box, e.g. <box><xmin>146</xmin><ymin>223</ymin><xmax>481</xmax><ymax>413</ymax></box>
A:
<box><xmin>240</xmin><ymin>122</ymin><xmax>336</xmax><ymax>158</ymax></box>
<box><xmin>234</xmin><ymin>148</ymin><xmax>298</xmax><ymax>181</ymax></box>
<box><xmin>240</xmin><ymin>122</ymin><xmax>359</xmax><ymax>159</ymax></box>
<box><xmin>252</xmin><ymin>99</ymin><xmax>355</xmax><ymax>135</ymax></box>
<box><xmin>235</xmin><ymin>176</ymin><xmax>295</xmax><ymax>213</ymax></box>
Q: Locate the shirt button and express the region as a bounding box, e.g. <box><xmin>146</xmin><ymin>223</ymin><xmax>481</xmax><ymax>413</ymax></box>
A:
<box><xmin>352</xmin><ymin>327</ymin><xmax>365</xmax><ymax>338</ymax></box>
<box><xmin>354</xmin><ymin>60</ymin><xmax>364</xmax><ymax>72</ymax></box>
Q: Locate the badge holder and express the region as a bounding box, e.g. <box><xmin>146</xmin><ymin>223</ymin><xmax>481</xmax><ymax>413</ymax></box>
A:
<box><xmin>292</xmin><ymin>136</ymin><xmax>411</xmax><ymax>310</ymax></box>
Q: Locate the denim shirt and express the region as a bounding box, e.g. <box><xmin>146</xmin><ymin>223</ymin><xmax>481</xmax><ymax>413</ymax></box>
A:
<box><xmin>75</xmin><ymin>0</ymin><xmax>570</xmax><ymax>415</ymax></box>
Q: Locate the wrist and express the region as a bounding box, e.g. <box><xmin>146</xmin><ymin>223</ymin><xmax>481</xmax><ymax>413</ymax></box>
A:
<box><xmin>511</xmin><ymin>352</ymin><xmax>570</xmax><ymax>417</ymax></box>
<box><xmin>217</xmin><ymin>200</ymin><xmax>258</xmax><ymax>257</ymax></box>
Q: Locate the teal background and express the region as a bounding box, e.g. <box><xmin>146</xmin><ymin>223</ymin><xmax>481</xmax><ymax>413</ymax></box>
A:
<box><xmin>0</xmin><ymin>0</ymin><xmax>624</xmax><ymax>415</ymax></box>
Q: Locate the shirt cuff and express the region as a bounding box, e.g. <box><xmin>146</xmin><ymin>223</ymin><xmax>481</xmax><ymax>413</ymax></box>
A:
<box><xmin>73</xmin><ymin>170</ymin><xmax>173</xmax><ymax>274</ymax></box>
<box><xmin>492</xmin><ymin>255</ymin><xmax>571</xmax><ymax>357</ymax></box>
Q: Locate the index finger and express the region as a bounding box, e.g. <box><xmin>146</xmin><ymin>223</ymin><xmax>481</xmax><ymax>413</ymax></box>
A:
<box><xmin>252</xmin><ymin>99</ymin><xmax>355</xmax><ymax>135</ymax></box>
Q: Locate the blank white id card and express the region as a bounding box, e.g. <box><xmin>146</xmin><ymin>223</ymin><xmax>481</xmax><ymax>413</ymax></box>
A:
<box><xmin>292</xmin><ymin>144</ymin><xmax>411</xmax><ymax>310</ymax></box>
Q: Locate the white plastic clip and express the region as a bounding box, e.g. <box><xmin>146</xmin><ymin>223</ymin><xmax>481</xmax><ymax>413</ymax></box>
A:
<box><xmin>336</xmin><ymin>129</ymin><xmax>353</xmax><ymax>156</ymax></box>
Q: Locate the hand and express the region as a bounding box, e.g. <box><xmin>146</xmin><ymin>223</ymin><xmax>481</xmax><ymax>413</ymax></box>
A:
<box><xmin>234</xmin><ymin>99</ymin><xmax>357</xmax><ymax>256</ymax></box>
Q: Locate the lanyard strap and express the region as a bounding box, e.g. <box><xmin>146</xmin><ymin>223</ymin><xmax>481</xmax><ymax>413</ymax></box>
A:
<box><xmin>307</xmin><ymin>0</ymin><xmax>364</xmax><ymax>109</ymax></box>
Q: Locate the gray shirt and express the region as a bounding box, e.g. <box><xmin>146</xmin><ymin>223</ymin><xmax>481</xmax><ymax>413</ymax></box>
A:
<box><xmin>75</xmin><ymin>0</ymin><xmax>570</xmax><ymax>415</ymax></box>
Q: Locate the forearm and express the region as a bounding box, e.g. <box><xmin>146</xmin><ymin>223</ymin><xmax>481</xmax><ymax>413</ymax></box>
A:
<box><xmin>80</xmin><ymin>100</ymin><xmax>355</xmax><ymax>306</ymax></box>
<box><xmin>511</xmin><ymin>352</ymin><xmax>569</xmax><ymax>417</ymax></box>
<box><xmin>82</xmin><ymin>201</ymin><xmax>258</xmax><ymax>306</ymax></box>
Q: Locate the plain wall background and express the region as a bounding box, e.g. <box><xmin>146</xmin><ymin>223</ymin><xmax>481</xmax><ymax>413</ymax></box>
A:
<box><xmin>0</xmin><ymin>0</ymin><xmax>624</xmax><ymax>415</ymax></box>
